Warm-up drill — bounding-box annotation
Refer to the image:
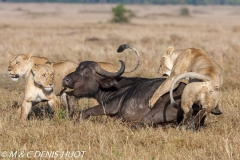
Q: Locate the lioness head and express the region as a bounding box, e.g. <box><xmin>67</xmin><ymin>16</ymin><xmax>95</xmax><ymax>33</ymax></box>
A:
<box><xmin>158</xmin><ymin>46</ymin><xmax>175</xmax><ymax>77</ymax></box>
<box><xmin>8</xmin><ymin>53</ymin><xmax>33</xmax><ymax>81</ymax></box>
<box><xmin>32</xmin><ymin>62</ymin><xmax>54</xmax><ymax>92</ymax></box>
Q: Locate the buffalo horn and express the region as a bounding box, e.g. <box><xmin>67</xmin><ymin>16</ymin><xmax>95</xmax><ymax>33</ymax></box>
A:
<box><xmin>95</xmin><ymin>60</ymin><xmax>125</xmax><ymax>77</ymax></box>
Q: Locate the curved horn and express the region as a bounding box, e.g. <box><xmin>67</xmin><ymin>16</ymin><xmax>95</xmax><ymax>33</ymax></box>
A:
<box><xmin>95</xmin><ymin>60</ymin><xmax>125</xmax><ymax>77</ymax></box>
<box><xmin>117</xmin><ymin>44</ymin><xmax>140</xmax><ymax>73</ymax></box>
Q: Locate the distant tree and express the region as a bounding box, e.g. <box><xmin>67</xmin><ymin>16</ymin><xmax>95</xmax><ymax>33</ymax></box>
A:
<box><xmin>111</xmin><ymin>4</ymin><xmax>134</xmax><ymax>23</ymax></box>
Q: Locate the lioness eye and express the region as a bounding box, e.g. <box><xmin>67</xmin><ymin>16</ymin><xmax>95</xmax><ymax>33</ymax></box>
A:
<box><xmin>51</xmin><ymin>74</ymin><xmax>53</xmax><ymax>77</ymax></box>
<box><xmin>16</xmin><ymin>61</ymin><xmax>20</xmax><ymax>65</ymax></box>
<box><xmin>42</xmin><ymin>74</ymin><xmax>46</xmax><ymax>78</ymax></box>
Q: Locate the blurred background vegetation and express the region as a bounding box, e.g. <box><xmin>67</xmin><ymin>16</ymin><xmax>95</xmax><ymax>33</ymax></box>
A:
<box><xmin>111</xmin><ymin>4</ymin><xmax>135</xmax><ymax>23</ymax></box>
<box><xmin>1</xmin><ymin>0</ymin><xmax>240</xmax><ymax>5</ymax></box>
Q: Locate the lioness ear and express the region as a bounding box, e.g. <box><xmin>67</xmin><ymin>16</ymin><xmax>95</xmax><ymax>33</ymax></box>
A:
<box><xmin>9</xmin><ymin>53</ymin><xmax>14</xmax><ymax>60</ymax></box>
<box><xmin>24</xmin><ymin>53</ymin><xmax>32</xmax><ymax>62</ymax></box>
<box><xmin>164</xmin><ymin>46</ymin><xmax>174</xmax><ymax>56</ymax></box>
<box><xmin>32</xmin><ymin>63</ymin><xmax>38</xmax><ymax>72</ymax></box>
<box><xmin>46</xmin><ymin>61</ymin><xmax>53</xmax><ymax>67</ymax></box>
<box><xmin>99</xmin><ymin>77</ymin><xmax>118</xmax><ymax>89</ymax></box>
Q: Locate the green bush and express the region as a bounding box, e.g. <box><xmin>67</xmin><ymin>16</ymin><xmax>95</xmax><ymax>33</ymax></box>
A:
<box><xmin>180</xmin><ymin>7</ymin><xmax>190</xmax><ymax>16</ymax></box>
<box><xmin>111</xmin><ymin>4</ymin><xmax>134</xmax><ymax>23</ymax></box>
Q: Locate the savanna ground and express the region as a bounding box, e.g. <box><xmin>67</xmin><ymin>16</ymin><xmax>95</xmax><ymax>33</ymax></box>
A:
<box><xmin>0</xmin><ymin>3</ymin><xmax>240</xmax><ymax>159</ymax></box>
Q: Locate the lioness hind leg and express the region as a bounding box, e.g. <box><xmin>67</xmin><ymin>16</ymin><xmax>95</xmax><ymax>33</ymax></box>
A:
<box><xmin>195</xmin><ymin>91</ymin><xmax>220</xmax><ymax>127</ymax></box>
<box><xmin>179</xmin><ymin>108</ymin><xmax>193</xmax><ymax>129</ymax></box>
<box><xmin>183</xmin><ymin>84</ymin><xmax>220</xmax><ymax>130</ymax></box>
<box><xmin>179</xmin><ymin>82</ymin><xmax>205</xmax><ymax>129</ymax></box>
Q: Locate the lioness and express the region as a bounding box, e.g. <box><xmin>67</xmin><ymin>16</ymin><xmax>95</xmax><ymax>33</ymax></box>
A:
<box><xmin>8</xmin><ymin>53</ymin><xmax>48</xmax><ymax>81</ymax></box>
<box><xmin>21</xmin><ymin>62</ymin><xmax>58</xmax><ymax>120</ymax></box>
<box><xmin>149</xmin><ymin>46</ymin><xmax>223</xmax><ymax>129</ymax></box>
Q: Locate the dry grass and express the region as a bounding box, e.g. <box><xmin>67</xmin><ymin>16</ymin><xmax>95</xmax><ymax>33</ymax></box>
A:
<box><xmin>1</xmin><ymin>3</ymin><xmax>240</xmax><ymax>159</ymax></box>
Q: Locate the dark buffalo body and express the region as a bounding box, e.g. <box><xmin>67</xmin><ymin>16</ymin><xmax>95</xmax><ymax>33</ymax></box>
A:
<box><xmin>89</xmin><ymin>77</ymin><xmax>185</xmax><ymax>123</ymax></box>
<box><xmin>62</xmin><ymin>60</ymin><xmax>190</xmax><ymax>125</ymax></box>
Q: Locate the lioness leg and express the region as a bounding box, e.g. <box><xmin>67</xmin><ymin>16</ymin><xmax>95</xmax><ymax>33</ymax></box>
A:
<box><xmin>180</xmin><ymin>82</ymin><xmax>206</xmax><ymax>128</ymax></box>
<box><xmin>179</xmin><ymin>108</ymin><xmax>193</xmax><ymax>128</ymax></box>
<box><xmin>193</xmin><ymin>90</ymin><xmax>219</xmax><ymax>128</ymax></box>
<box><xmin>149</xmin><ymin>63</ymin><xmax>187</xmax><ymax>108</ymax></box>
<box><xmin>149</xmin><ymin>76</ymin><xmax>178</xmax><ymax>108</ymax></box>
<box><xmin>20</xmin><ymin>100</ymin><xmax>32</xmax><ymax>120</ymax></box>
<box><xmin>181</xmin><ymin>82</ymin><xmax>219</xmax><ymax>129</ymax></box>
<box><xmin>48</xmin><ymin>95</ymin><xmax>60</xmax><ymax>110</ymax></box>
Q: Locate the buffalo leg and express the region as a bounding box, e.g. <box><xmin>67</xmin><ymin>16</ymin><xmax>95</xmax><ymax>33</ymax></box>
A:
<box><xmin>138</xmin><ymin>103</ymin><xmax>178</xmax><ymax>125</ymax></box>
<box><xmin>139</xmin><ymin>84</ymin><xmax>185</xmax><ymax>126</ymax></box>
<box><xmin>79</xmin><ymin>103</ymin><xmax>121</xmax><ymax>120</ymax></box>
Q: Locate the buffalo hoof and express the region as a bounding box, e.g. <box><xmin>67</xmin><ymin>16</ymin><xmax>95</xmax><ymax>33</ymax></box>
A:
<box><xmin>186</xmin><ymin>121</ymin><xmax>198</xmax><ymax>130</ymax></box>
<box><xmin>211</xmin><ymin>107</ymin><xmax>222</xmax><ymax>115</ymax></box>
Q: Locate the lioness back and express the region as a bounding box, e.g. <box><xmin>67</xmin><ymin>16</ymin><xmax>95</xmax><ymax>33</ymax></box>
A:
<box><xmin>31</xmin><ymin>56</ymin><xmax>49</xmax><ymax>64</ymax></box>
<box><xmin>53</xmin><ymin>60</ymin><xmax>78</xmax><ymax>95</ymax></box>
<box><xmin>186</xmin><ymin>48</ymin><xmax>223</xmax><ymax>85</ymax></box>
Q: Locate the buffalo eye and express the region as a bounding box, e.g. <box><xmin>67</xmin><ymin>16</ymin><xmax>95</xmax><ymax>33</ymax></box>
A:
<box><xmin>83</xmin><ymin>68</ymin><xmax>90</xmax><ymax>76</ymax></box>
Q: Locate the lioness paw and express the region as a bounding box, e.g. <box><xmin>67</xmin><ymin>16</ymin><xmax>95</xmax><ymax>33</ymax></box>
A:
<box><xmin>149</xmin><ymin>99</ymin><xmax>155</xmax><ymax>109</ymax></box>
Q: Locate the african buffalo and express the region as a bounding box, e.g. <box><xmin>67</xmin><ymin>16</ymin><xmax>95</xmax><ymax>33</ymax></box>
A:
<box><xmin>62</xmin><ymin>59</ymin><xmax>212</xmax><ymax>128</ymax></box>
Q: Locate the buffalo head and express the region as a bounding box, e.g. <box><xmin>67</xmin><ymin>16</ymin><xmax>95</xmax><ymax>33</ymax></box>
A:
<box><xmin>62</xmin><ymin>60</ymin><xmax>125</xmax><ymax>98</ymax></box>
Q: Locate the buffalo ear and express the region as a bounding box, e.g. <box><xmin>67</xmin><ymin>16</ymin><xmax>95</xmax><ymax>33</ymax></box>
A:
<box><xmin>99</xmin><ymin>77</ymin><xmax>118</xmax><ymax>89</ymax></box>
<box><xmin>46</xmin><ymin>61</ymin><xmax>53</xmax><ymax>67</ymax></box>
<box><xmin>163</xmin><ymin>46</ymin><xmax>174</xmax><ymax>57</ymax></box>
